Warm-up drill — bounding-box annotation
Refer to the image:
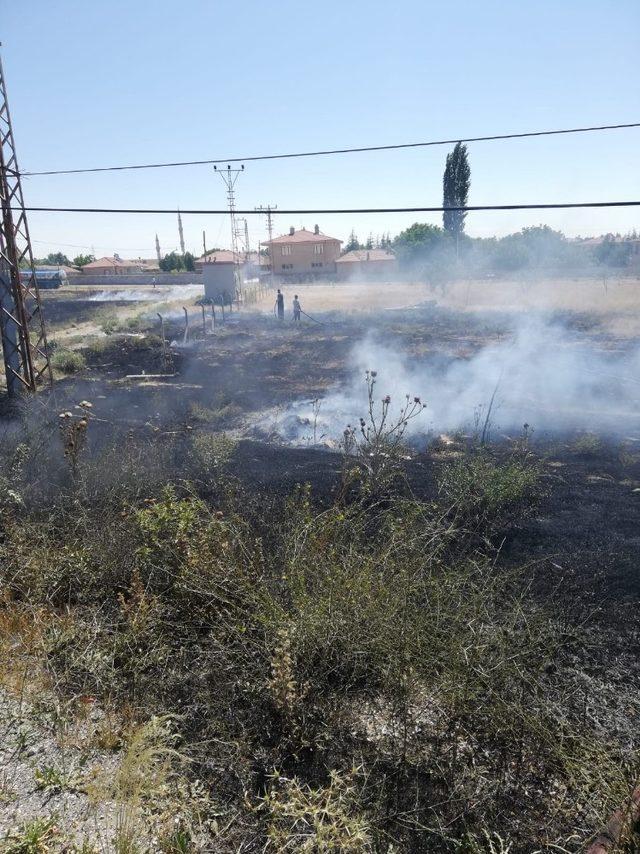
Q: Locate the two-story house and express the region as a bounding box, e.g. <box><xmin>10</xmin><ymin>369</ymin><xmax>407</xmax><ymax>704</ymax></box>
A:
<box><xmin>261</xmin><ymin>225</ymin><xmax>342</xmax><ymax>281</ymax></box>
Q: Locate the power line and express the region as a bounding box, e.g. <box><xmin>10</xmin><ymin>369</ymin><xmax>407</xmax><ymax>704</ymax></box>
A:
<box><xmin>12</xmin><ymin>201</ymin><xmax>640</xmax><ymax>215</ymax></box>
<box><xmin>31</xmin><ymin>238</ymin><xmax>156</xmax><ymax>251</ymax></box>
<box><xmin>18</xmin><ymin>122</ymin><xmax>640</xmax><ymax>177</ymax></box>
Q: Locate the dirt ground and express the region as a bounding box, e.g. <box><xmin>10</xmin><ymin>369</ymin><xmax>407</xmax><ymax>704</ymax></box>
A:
<box><xmin>254</xmin><ymin>275</ymin><xmax>640</xmax><ymax>333</ymax></box>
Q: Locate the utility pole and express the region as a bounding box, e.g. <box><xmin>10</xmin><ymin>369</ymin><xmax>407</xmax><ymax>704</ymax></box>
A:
<box><xmin>202</xmin><ymin>230</ymin><xmax>207</xmax><ymax>257</ymax></box>
<box><xmin>0</xmin><ymin>47</ymin><xmax>51</xmax><ymax>395</ymax></box>
<box><xmin>177</xmin><ymin>208</ymin><xmax>185</xmax><ymax>255</ymax></box>
<box><xmin>155</xmin><ymin>233</ymin><xmax>162</xmax><ymax>265</ymax></box>
<box><xmin>255</xmin><ymin>204</ymin><xmax>277</xmax><ymax>290</ymax></box>
<box><xmin>214</xmin><ymin>164</ymin><xmax>245</xmax><ymax>294</ymax></box>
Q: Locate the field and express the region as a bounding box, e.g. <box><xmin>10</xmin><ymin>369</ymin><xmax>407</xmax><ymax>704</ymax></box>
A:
<box><xmin>1</xmin><ymin>276</ymin><xmax>639</xmax><ymax>852</ymax></box>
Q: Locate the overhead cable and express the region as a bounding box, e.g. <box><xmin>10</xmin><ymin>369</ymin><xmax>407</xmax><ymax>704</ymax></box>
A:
<box><xmin>13</xmin><ymin>200</ymin><xmax>640</xmax><ymax>215</ymax></box>
<box><xmin>19</xmin><ymin>122</ymin><xmax>640</xmax><ymax>177</ymax></box>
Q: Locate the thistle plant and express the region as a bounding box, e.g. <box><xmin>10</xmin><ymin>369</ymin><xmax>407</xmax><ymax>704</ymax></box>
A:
<box><xmin>58</xmin><ymin>400</ymin><xmax>93</xmax><ymax>480</ymax></box>
<box><xmin>341</xmin><ymin>371</ymin><xmax>426</xmax><ymax>496</ymax></box>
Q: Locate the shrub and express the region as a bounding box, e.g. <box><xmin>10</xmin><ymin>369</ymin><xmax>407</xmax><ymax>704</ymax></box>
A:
<box><xmin>438</xmin><ymin>450</ymin><xmax>540</xmax><ymax>533</ymax></box>
<box><xmin>99</xmin><ymin>314</ymin><xmax>119</xmax><ymax>335</ymax></box>
<box><xmin>0</xmin><ymin>420</ymin><xmax>631</xmax><ymax>852</ymax></box>
<box><xmin>50</xmin><ymin>348</ymin><xmax>86</xmax><ymax>373</ymax></box>
<box><xmin>262</xmin><ymin>770</ymin><xmax>371</xmax><ymax>852</ymax></box>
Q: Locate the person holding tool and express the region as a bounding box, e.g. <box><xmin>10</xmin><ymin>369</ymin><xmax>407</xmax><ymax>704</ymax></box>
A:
<box><xmin>275</xmin><ymin>289</ymin><xmax>285</xmax><ymax>321</ymax></box>
<box><xmin>293</xmin><ymin>294</ymin><xmax>302</xmax><ymax>323</ymax></box>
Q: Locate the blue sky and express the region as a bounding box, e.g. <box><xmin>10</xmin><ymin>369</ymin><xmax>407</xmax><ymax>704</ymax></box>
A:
<box><xmin>3</xmin><ymin>0</ymin><xmax>639</xmax><ymax>258</ymax></box>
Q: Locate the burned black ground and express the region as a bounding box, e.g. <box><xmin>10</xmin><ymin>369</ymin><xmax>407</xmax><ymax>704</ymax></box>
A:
<box><xmin>1</xmin><ymin>304</ymin><xmax>639</xmax><ymax>851</ymax></box>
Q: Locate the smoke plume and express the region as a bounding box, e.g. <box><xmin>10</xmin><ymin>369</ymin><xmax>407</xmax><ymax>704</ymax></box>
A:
<box><xmin>265</xmin><ymin>317</ymin><xmax>640</xmax><ymax>444</ymax></box>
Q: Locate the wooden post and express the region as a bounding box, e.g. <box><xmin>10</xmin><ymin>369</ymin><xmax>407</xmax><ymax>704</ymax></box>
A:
<box><xmin>201</xmin><ymin>303</ymin><xmax>206</xmax><ymax>334</ymax></box>
<box><xmin>182</xmin><ymin>307</ymin><xmax>189</xmax><ymax>344</ymax></box>
<box><xmin>211</xmin><ymin>302</ymin><xmax>216</xmax><ymax>329</ymax></box>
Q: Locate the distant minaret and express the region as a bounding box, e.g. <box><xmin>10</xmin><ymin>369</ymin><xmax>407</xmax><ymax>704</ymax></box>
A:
<box><xmin>155</xmin><ymin>233</ymin><xmax>162</xmax><ymax>264</ymax></box>
<box><xmin>177</xmin><ymin>209</ymin><xmax>185</xmax><ymax>255</ymax></box>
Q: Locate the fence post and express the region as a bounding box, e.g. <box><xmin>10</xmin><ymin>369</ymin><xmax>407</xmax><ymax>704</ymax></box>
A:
<box><xmin>182</xmin><ymin>307</ymin><xmax>189</xmax><ymax>344</ymax></box>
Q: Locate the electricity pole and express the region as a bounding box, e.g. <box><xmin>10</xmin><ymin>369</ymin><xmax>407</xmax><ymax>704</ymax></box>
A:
<box><xmin>177</xmin><ymin>209</ymin><xmax>185</xmax><ymax>255</ymax></box>
<box><xmin>214</xmin><ymin>164</ymin><xmax>245</xmax><ymax>294</ymax></box>
<box><xmin>0</xmin><ymin>47</ymin><xmax>51</xmax><ymax>395</ymax></box>
<box><xmin>255</xmin><ymin>204</ymin><xmax>277</xmax><ymax>290</ymax></box>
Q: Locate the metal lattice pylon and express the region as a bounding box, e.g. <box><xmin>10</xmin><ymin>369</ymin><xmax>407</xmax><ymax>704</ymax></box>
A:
<box><xmin>0</xmin><ymin>50</ymin><xmax>52</xmax><ymax>395</ymax></box>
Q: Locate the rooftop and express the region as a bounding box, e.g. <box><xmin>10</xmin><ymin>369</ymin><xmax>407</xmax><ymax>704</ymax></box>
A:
<box><xmin>336</xmin><ymin>249</ymin><xmax>396</xmax><ymax>263</ymax></box>
<box><xmin>82</xmin><ymin>256</ymin><xmax>132</xmax><ymax>269</ymax></box>
<box><xmin>198</xmin><ymin>250</ymin><xmax>261</xmax><ymax>264</ymax></box>
<box><xmin>261</xmin><ymin>227</ymin><xmax>342</xmax><ymax>246</ymax></box>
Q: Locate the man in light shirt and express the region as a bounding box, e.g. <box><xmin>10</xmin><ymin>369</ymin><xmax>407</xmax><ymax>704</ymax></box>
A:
<box><xmin>292</xmin><ymin>294</ymin><xmax>301</xmax><ymax>323</ymax></box>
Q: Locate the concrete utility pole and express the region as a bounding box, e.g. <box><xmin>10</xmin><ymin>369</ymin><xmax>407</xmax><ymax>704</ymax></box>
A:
<box><xmin>155</xmin><ymin>233</ymin><xmax>162</xmax><ymax>265</ymax></box>
<box><xmin>255</xmin><ymin>204</ymin><xmax>277</xmax><ymax>290</ymax></box>
<box><xmin>177</xmin><ymin>209</ymin><xmax>185</xmax><ymax>255</ymax></box>
<box><xmin>202</xmin><ymin>230</ymin><xmax>207</xmax><ymax>257</ymax></box>
<box><xmin>0</xmin><ymin>47</ymin><xmax>51</xmax><ymax>395</ymax></box>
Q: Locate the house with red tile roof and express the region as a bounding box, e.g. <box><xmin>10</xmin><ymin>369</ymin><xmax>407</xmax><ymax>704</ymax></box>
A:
<box><xmin>261</xmin><ymin>225</ymin><xmax>342</xmax><ymax>280</ymax></box>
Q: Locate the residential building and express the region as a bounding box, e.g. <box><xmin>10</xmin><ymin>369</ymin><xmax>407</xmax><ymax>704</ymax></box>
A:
<box><xmin>261</xmin><ymin>225</ymin><xmax>342</xmax><ymax>280</ymax></box>
<box><xmin>335</xmin><ymin>248</ymin><xmax>397</xmax><ymax>282</ymax></box>
<box><xmin>80</xmin><ymin>256</ymin><xmax>159</xmax><ymax>275</ymax></box>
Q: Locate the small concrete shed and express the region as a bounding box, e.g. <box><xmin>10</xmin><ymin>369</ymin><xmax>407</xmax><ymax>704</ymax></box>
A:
<box><xmin>203</xmin><ymin>259</ymin><xmax>237</xmax><ymax>303</ymax></box>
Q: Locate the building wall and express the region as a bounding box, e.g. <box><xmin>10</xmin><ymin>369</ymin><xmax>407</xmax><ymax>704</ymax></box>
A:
<box><xmin>336</xmin><ymin>259</ymin><xmax>398</xmax><ymax>282</ymax></box>
<box><xmin>72</xmin><ymin>273</ymin><xmax>203</xmax><ymax>286</ymax></box>
<box><xmin>82</xmin><ymin>266</ymin><xmax>142</xmax><ymax>276</ymax></box>
<box><xmin>203</xmin><ymin>264</ymin><xmax>236</xmax><ymax>302</ymax></box>
<box><xmin>267</xmin><ymin>240</ymin><xmax>341</xmax><ymax>277</ymax></box>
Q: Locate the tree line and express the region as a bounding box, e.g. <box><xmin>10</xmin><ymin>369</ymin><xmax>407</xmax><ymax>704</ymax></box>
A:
<box><xmin>30</xmin><ymin>251</ymin><xmax>197</xmax><ymax>272</ymax></box>
<box><xmin>342</xmin><ymin>142</ymin><xmax>637</xmax><ymax>273</ymax></box>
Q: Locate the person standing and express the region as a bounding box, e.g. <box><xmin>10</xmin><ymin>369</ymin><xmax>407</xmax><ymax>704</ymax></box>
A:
<box><xmin>293</xmin><ymin>294</ymin><xmax>301</xmax><ymax>323</ymax></box>
<box><xmin>275</xmin><ymin>289</ymin><xmax>285</xmax><ymax>321</ymax></box>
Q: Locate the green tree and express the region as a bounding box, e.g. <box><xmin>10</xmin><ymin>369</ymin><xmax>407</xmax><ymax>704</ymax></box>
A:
<box><xmin>159</xmin><ymin>251</ymin><xmax>184</xmax><ymax>272</ymax></box>
<box><xmin>73</xmin><ymin>254</ymin><xmax>95</xmax><ymax>268</ymax></box>
<box><xmin>392</xmin><ymin>222</ymin><xmax>447</xmax><ymax>264</ymax></box>
<box><xmin>442</xmin><ymin>142</ymin><xmax>471</xmax><ymax>239</ymax></box>
<box><xmin>344</xmin><ymin>229</ymin><xmax>361</xmax><ymax>253</ymax></box>
<box><xmin>44</xmin><ymin>252</ymin><xmax>71</xmax><ymax>266</ymax></box>
<box><xmin>183</xmin><ymin>251</ymin><xmax>195</xmax><ymax>272</ymax></box>
<box><xmin>365</xmin><ymin>233</ymin><xmax>374</xmax><ymax>250</ymax></box>
<box><xmin>594</xmin><ymin>234</ymin><xmax>632</xmax><ymax>268</ymax></box>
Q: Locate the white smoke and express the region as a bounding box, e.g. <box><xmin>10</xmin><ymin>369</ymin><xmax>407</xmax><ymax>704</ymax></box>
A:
<box><xmin>260</xmin><ymin>317</ymin><xmax>640</xmax><ymax>444</ymax></box>
<box><xmin>87</xmin><ymin>285</ymin><xmax>203</xmax><ymax>302</ymax></box>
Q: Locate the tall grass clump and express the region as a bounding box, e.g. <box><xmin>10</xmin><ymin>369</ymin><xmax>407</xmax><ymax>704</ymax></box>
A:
<box><xmin>50</xmin><ymin>348</ymin><xmax>86</xmax><ymax>374</ymax></box>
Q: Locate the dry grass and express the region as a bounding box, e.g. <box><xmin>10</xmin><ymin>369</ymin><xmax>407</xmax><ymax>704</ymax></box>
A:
<box><xmin>0</xmin><ymin>408</ymin><xmax>637</xmax><ymax>851</ymax></box>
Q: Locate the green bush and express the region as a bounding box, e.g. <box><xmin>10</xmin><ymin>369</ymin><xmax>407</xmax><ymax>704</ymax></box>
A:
<box><xmin>50</xmin><ymin>348</ymin><xmax>86</xmax><ymax>373</ymax></box>
<box><xmin>438</xmin><ymin>451</ymin><xmax>540</xmax><ymax>532</ymax></box>
<box><xmin>99</xmin><ymin>314</ymin><xmax>119</xmax><ymax>335</ymax></box>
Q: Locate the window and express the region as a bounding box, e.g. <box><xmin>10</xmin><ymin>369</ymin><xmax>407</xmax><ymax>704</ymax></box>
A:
<box><xmin>313</xmin><ymin>244</ymin><xmax>324</xmax><ymax>254</ymax></box>
<box><xmin>311</xmin><ymin>262</ymin><xmax>323</xmax><ymax>268</ymax></box>
<box><xmin>281</xmin><ymin>245</ymin><xmax>292</xmax><ymax>256</ymax></box>
<box><xmin>281</xmin><ymin>263</ymin><xmax>293</xmax><ymax>270</ymax></box>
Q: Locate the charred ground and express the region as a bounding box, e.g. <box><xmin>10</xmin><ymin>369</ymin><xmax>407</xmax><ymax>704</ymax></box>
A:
<box><xmin>1</xmin><ymin>295</ymin><xmax>639</xmax><ymax>852</ymax></box>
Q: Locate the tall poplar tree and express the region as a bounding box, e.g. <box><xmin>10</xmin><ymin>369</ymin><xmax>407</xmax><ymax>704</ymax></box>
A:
<box><xmin>442</xmin><ymin>142</ymin><xmax>471</xmax><ymax>239</ymax></box>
